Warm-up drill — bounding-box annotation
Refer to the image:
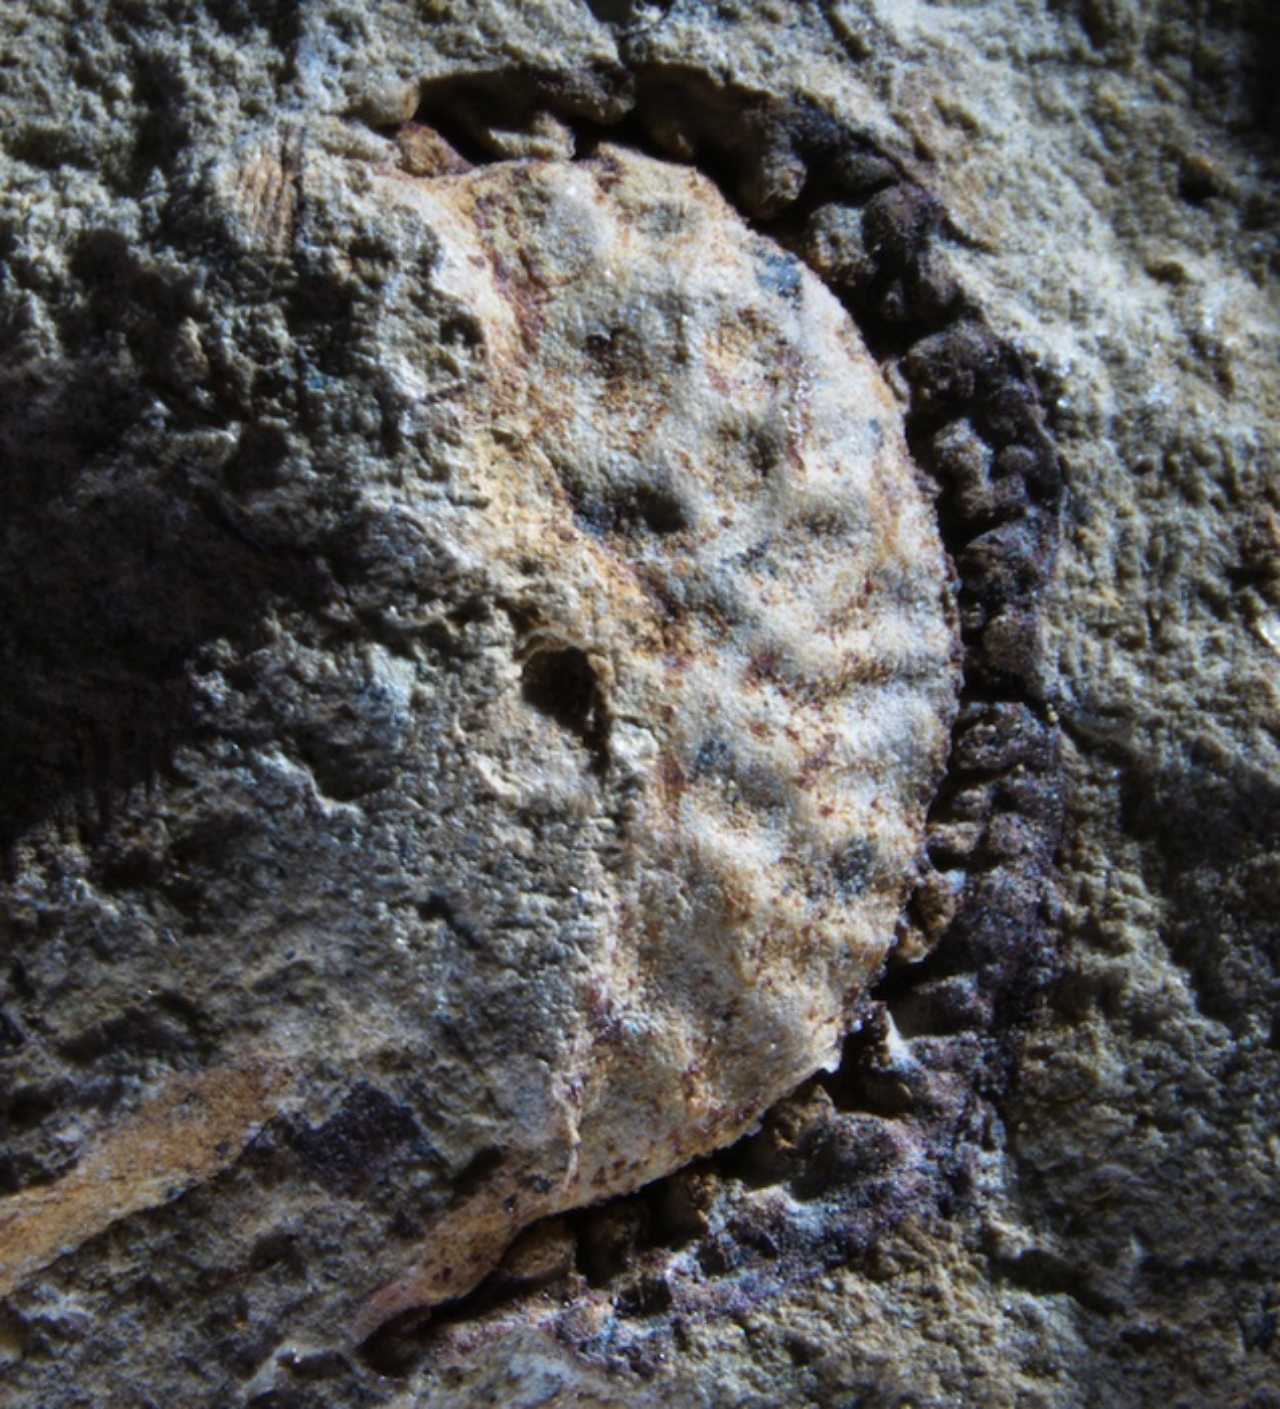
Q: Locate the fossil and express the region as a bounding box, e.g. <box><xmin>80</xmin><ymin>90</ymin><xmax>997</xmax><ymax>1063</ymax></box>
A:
<box><xmin>0</xmin><ymin>132</ymin><xmax>959</xmax><ymax>1337</ymax></box>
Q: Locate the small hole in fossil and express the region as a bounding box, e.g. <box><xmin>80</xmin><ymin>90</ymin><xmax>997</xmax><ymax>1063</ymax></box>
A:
<box><xmin>623</xmin><ymin>482</ymin><xmax>689</xmax><ymax>535</ymax></box>
<box><xmin>521</xmin><ymin>645</ymin><xmax>596</xmax><ymax>728</ymax></box>
<box><xmin>520</xmin><ymin>645</ymin><xmax>609</xmax><ymax>770</ymax></box>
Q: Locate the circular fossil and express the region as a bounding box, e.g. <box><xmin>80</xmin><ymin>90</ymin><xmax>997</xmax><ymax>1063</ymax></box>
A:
<box><xmin>337</xmin><ymin>142</ymin><xmax>959</xmax><ymax>1322</ymax></box>
<box><xmin>0</xmin><ymin>137</ymin><xmax>958</xmax><ymax>1333</ymax></box>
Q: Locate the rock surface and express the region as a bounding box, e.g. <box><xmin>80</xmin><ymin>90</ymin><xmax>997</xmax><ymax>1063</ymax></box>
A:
<box><xmin>0</xmin><ymin>1</ymin><xmax>1277</xmax><ymax>1406</ymax></box>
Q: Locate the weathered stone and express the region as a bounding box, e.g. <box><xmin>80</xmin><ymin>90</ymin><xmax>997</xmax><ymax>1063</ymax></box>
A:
<box><xmin>0</xmin><ymin>0</ymin><xmax>1276</xmax><ymax>1405</ymax></box>
<box><xmin>0</xmin><ymin>123</ymin><xmax>956</xmax><ymax>1361</ymax></box>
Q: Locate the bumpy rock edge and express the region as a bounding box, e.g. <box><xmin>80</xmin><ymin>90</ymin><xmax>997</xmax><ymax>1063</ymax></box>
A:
<box><xmin>354</xmin><ymin>53</ymin><xmax>1067</xmax><ymax>1376</ymax></box>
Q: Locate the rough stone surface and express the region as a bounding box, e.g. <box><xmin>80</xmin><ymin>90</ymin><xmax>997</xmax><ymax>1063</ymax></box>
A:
<box><xmin>0</xmin><ymin>0</ymin><xmax>1277</xmax><ymax>1406</ymax></box>
<box><xmin>0</xmin><ymin>10</ymin><xmax>959</xmax><ymax>1393</ymax></box>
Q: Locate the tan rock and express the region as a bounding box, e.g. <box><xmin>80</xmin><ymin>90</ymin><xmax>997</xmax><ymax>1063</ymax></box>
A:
<box><xmin>0</xmin><ymin>134</ymin><xmax>956</xmax><ymax>1345</ymax></box>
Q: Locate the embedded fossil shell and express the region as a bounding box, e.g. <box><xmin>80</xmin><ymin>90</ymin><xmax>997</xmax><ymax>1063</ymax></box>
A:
<box><xmin>317</xmin><ymin>139</ymin><xmax>958</xmax><ymax>1326</ymax></box>
<box><xmin>0</xmin><ymin>137</ymin><xmax>958</xmax><ymax>1333</ymax></box>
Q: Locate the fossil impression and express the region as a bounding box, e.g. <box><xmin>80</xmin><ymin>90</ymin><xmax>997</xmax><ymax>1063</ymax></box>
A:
<box><xmin>0</xmin><ymin>136</ymin><xmax>958</xmax><ymax>1334</ymax></box>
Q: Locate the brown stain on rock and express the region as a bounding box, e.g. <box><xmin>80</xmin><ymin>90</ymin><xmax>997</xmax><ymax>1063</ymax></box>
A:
<box><xmin>0</xmin><ymin>1057</ymin><xmax>286</xmax><ymax>1298</ymax></box>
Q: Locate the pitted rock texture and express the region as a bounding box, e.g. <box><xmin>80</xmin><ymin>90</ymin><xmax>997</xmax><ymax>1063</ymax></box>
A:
<box><xmin>0</xmin><ymin>129</ymin><xmax>957</xmax><ymax>1347</ymax></box>
<box><xmin>1</xmin><ymin>0</ymin><xmax>1275</xmax><ymax>1406</ymax></box>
